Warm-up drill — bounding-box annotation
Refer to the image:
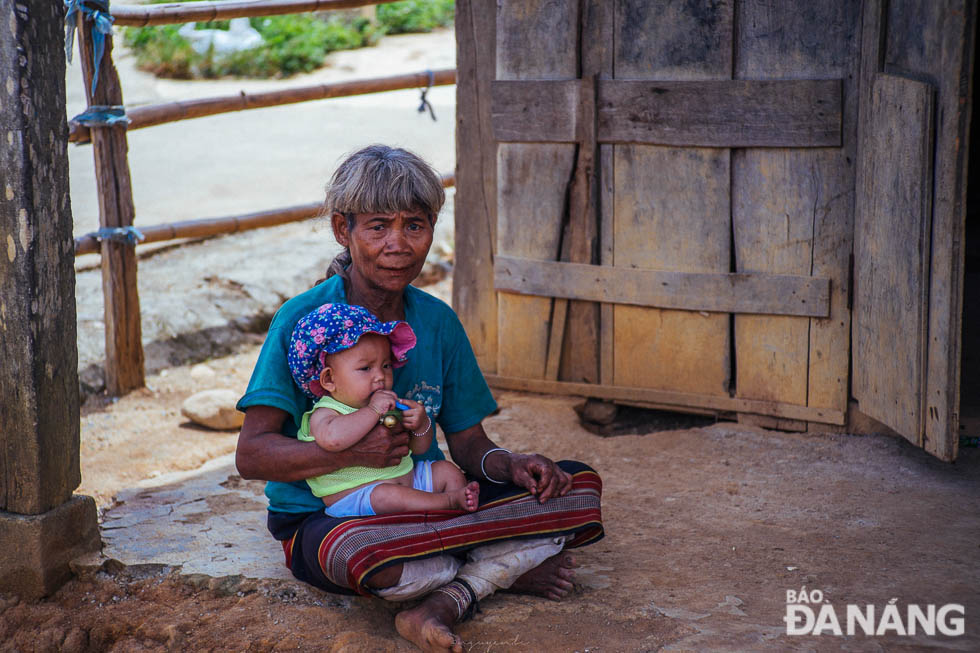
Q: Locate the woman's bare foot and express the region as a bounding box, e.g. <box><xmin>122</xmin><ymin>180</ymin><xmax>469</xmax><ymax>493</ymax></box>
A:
<box><xmin>395</xmin><ymin>592</ymin><xmax>463</xmax><ymax>653</ymax></box>
<box><xmin>447</xmin><ymin>481</ymin><xmax>480</xmax><ymax>512</ymax></box>
<box><xmin>507</xmin><ymin>551</ymin><xmax>577</xmax><ymax>600</ymax></box>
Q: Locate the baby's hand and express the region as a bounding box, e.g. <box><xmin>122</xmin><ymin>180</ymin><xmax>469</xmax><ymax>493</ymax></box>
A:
<box><xmin>367</xmin><ymin>390</ymin><xmax>398</xmax><ymax>417</ymax></box>
<box><xmin>399</xmin><ymin>398</ymin><xmax>428</xmax><ymax>433</ymax></box>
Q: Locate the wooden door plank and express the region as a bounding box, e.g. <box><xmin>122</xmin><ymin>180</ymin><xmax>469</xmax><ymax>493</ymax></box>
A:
<box><xmin>599</xmin><ymin>142</ymin><xmax>615</xmax><ymax>386</ymax></box>
<box><xmin>494</xmin><ymin>256</ymin><xmax>831</xmax><ymax>317</ymax></box>
<box><xmin>734</xmin><ymin>0</ymin><xmax>861</xmax><ymax>430</ymax></box>
<box><xmin>484</xmin><ymin>375</ymin><xmax>846</xmax><ymax>425</ymax></box>
<box><xmin>492</xmin><ymin>79</ymin><xmax>842</xmax><ymax>147</ymax></box>
<box><xmin>853</xmin><ymin>0</ymin><xmax>975</xmax><ymax>460</ymax></box>
<box><xmin>491</xmin><ymin>80</ymin><xmax>579</xmax><ymax>142</ymax></box>
<box><xmin>559</xmin><ymin>0</ymin><xmax>613</xmax><ymax>385</ymax></box>
<box><xmin>495</xmin><ymin>0</ymin><xmax>579</xmax><ymax>379</ymax></box>
<box><xmin>850</xmin><ymin>0</ymin><xmax>886</xmax><ymax>436</ymax></box>
<box><xmin>613</xmin><ymin>146</ymin><xmax>732</xmax><ymax>395</ymax></box>
<box><xmin>496</xmin><ymin>0</ymin><xmax>579</xmax><ymax>81</ymax></box>
<box><xmin>591</xmin><ymin>0</ymin><xmax>617</xmax><ymax>387</ymax></box>
<box><xmin>496</xmin><ymin>145</ymin><xmax>575</xmax><ymax>378</ymax></box>
<box><xmin>454</xmin><ymin>0</ymin><xmax>498</xmax><ymax>373</ymax></box>
<box><xmin>883</xmin><ymin>0</ymin><xmax>974</xmax><ymax>461</ymax></box>
<box><xmin>556</xmin><ymin>75</ymin><xmax>601</xmax><ymax>383</ymax></box>
<box><xmin>597</xmin><ymin>79</ymin><xmax>841</xmax><ymax>147</ymax></box>
<box><xmin>546</xmin><ymin>77</ymin><xmax>592</xmax><ymax>382</ymax></box>
<box><xmin>927</xmin><ymin>0</ymin><xmax>974</xmax><ymax>460</ymax></box>
<box><xmin>732</xmin><ymin>150</ymin><xmax>823</xmax><ymax>411</ymax></box>
<box><xmin>612</xmin><ymin>0</ymin><xmax>733</xmax><ymax>397</ymax></box>
<box><xmin>545</xmin><ymin>299</ymin><xmax>569</xmax><ymax>380</ymax></box>
<box><xmin>853</xmin><ymin>73</ymin><xmax>935</xmax><ymax>442</ymax></box>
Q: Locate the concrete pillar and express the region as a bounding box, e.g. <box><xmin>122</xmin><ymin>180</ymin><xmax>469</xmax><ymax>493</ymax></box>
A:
<box><xmin>0</xmin><ymin>0</ymin><xmax>100</xmax><ymax>597</ymax></box>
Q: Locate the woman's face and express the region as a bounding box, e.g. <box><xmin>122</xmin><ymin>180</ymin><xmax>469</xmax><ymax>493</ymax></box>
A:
<box><xmin>334</xmin><ymin>208</ymin><xmax>434</xmax><ymax>293</ymax></box>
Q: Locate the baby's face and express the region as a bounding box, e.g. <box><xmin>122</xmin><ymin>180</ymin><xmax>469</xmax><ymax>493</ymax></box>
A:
<box><xmin>323</xmin><ymin>334</ymin><xmax>394</xmax><ymax>407</ymax></box>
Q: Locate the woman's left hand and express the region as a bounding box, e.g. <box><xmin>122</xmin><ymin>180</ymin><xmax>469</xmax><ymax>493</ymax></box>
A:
<box><xmin>507</xmin><ymin>453</ymin><xmax>573</xmax><ymax>503</ymax></box>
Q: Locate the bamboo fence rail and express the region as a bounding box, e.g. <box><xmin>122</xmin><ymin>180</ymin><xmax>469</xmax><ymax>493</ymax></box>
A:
<box><xmin>74</xmin><ymin>172</ymin><xmax>455</xmax><ymax>256</ymax></box>
<box><xmin>70</xmin><ymin>69</ymin><xmax>456</xmax><ymax>144</ymax></box>
<box><xmin>112</xmin><ymin>0</ymin><xmax>398</xmax><ymax>27</ymax></box>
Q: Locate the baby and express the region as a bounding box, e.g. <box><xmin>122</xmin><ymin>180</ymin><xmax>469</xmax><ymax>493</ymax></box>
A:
<box><xmin>287</xmin><ymin>303</ymin><xmax>480</xmax><ymax>517</ymax></box>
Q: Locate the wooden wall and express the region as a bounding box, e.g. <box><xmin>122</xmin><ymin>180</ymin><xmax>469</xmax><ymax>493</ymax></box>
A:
<box><xmin>455</xmin><ymin>0</ymin><xmax>974</xmax><ymax>458</ymax></box>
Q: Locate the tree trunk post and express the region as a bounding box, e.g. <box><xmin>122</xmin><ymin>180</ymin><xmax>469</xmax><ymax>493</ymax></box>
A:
<box><xmin>0</xmin><ymin>0</ymin><xmax>100</xmax><ymax>598</ymax></box>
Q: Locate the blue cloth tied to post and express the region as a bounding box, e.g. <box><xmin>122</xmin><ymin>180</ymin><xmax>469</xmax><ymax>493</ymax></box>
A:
<box><xmin>65</xmin><ymin>0</ymin><xmax>114</xmax><ymax>97</ymax></box>
<box><xmin>71</xmin><ymin>105</ymin><xmax>129</xmax><ymax>127</ymax></box>
<box><xmin>93</xmin><ymin>226</ymin><xmax>145</xmax><ymax>246</ymax></box>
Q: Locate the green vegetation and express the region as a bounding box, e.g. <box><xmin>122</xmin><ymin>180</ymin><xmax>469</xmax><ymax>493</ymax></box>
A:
<box><xmin>122</xmin><ymin>1</ymin><xmax>455</xmax><ymax>80</ymax></box>
<box><xmin>376</xmin><ymin>0</ymin><xmax>455</xmax><ymax>34</ymax></box>
<box><xmin>123</xmin><ymin>14</ymin><xmax>381</xmax><ymax>79</ymax></box>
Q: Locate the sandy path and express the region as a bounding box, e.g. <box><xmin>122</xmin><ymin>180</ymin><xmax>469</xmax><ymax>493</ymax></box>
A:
<box><xmin>69</xmin><ymin>29</ymin><xmax>457</xmax><ymax>390</ymax></box>
<box><xmin>67</xmin><ymin>28</ymin><xmax>457</xmax><ymax>235</ymax></box>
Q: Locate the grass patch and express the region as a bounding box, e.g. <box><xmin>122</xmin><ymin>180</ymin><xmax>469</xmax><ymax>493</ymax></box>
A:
<box><xmin>376</xmin><ymin>0</ymin><xmax>455</xmax><ymax>34</ymax></box>
<box><xmin>122</xmin><ymin>1</ymin><xmax>455</xmax><ymax>80</ymax></box>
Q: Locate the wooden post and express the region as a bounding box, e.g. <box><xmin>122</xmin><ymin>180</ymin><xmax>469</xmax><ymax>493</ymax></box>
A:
<box><xmin>76</xmin><ymin>4</ymin><xmax>145</xmax><ymax>394</ymax></box>
<box><xmin>0</xmin><ymin>0</ymin><xmax>100</xmax><ymax>598</ymax></box>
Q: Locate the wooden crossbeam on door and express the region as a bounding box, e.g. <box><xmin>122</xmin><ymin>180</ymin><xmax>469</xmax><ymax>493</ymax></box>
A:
<box><xmin>492</xmin><ymin>79</ymin><xmax>843</xmax><ymax>147</ymax></box>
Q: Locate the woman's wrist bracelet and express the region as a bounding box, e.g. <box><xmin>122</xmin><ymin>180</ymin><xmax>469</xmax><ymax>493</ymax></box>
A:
<box><xmin>411</xmin><ymin>416</ymin><xmax>432</xmax><ymax>438</ymax></box>
<box><xmin>480</xmin><ymin>447</ymin><xmax>511</xmax><ymax>484</ymax></box>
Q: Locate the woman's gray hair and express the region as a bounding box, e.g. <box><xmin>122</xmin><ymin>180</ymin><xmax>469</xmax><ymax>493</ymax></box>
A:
<box><xmin>318</xmin><ymin>145</ymin><xmax>444</xmax><ymax>286</ymax></box>
<box><xmin>324</xmin><ymin>144</ymin><xmax>445</xmax><ymax>222</ymax></box>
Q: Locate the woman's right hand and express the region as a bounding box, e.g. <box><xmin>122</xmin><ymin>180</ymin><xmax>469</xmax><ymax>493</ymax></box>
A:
<box><xmin>237</xmin><ymin>405</ymin><xmax>409</xmax><ymax>480</ymax></box>
<box><xmin>349</xmin><ymin>419</ymin><xmax>410</xmax><ymax>468</ymax></box>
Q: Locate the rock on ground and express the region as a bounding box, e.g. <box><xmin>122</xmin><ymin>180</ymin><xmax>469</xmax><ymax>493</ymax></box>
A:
<box><xmin>181</xmin><ymin>389</ymin><xmax>245</xmax><ymax>430</ymax></box>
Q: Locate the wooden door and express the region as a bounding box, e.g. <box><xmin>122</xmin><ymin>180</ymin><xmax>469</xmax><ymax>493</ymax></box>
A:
<box><xmin>852</xmin><ymin>0</ymin><xmax>975</xmax><ymax>461</ymax></box>
<box><xmin>474</xmin><ymin>0</ymin><xmax>857</xmax><ymax>428</ymax></box>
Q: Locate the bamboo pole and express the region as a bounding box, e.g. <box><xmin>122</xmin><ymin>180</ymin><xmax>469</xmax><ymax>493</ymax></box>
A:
<box><xmin>70</xmin><ymin>69</ymin><xmax>456</xmax><ymax>144</ymax></box>
<box><xmin>74</xmin><ymin>173</ymin><xmax>455</xmax><ymax>256</ymax></box>
<box><xmin>77</xmin><ymin>11</ymin><xmax>145</xmax><ymax>394</ymax></box>
<box><xmin>112</xmin><ymin>0</ymin><xmax>398</xmax><ymax>27</ymax></box>
<box><xmin>74</xmin><ymin>203</ymin><xmax>320</xmax><ymax>256</ymax></box>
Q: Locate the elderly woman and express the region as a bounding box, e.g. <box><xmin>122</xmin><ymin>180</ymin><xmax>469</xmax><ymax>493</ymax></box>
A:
<box><xmin>236</xmin><ymin>145</ymin><xmax>603</xmax><ymax>652</ymax></box>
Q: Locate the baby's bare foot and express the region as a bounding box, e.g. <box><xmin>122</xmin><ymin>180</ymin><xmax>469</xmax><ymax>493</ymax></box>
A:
<box><xmin>448</xmin><ymin>481</ymin><xmax>480</xmax><ymax>512</ymax></box>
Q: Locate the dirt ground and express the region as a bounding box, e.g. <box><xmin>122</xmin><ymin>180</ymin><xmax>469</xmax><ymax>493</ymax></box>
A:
<box><xmin>4</xmin><ymin>285</ymin><xmax>980</xmax><ymax>651</ymax></box>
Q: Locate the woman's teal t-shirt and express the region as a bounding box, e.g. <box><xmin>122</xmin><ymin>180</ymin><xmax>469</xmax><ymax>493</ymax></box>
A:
<box><xmin>237</xmin><ymin>275</ymin><xmax>498</xmax><ymax>514</ymax></box>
